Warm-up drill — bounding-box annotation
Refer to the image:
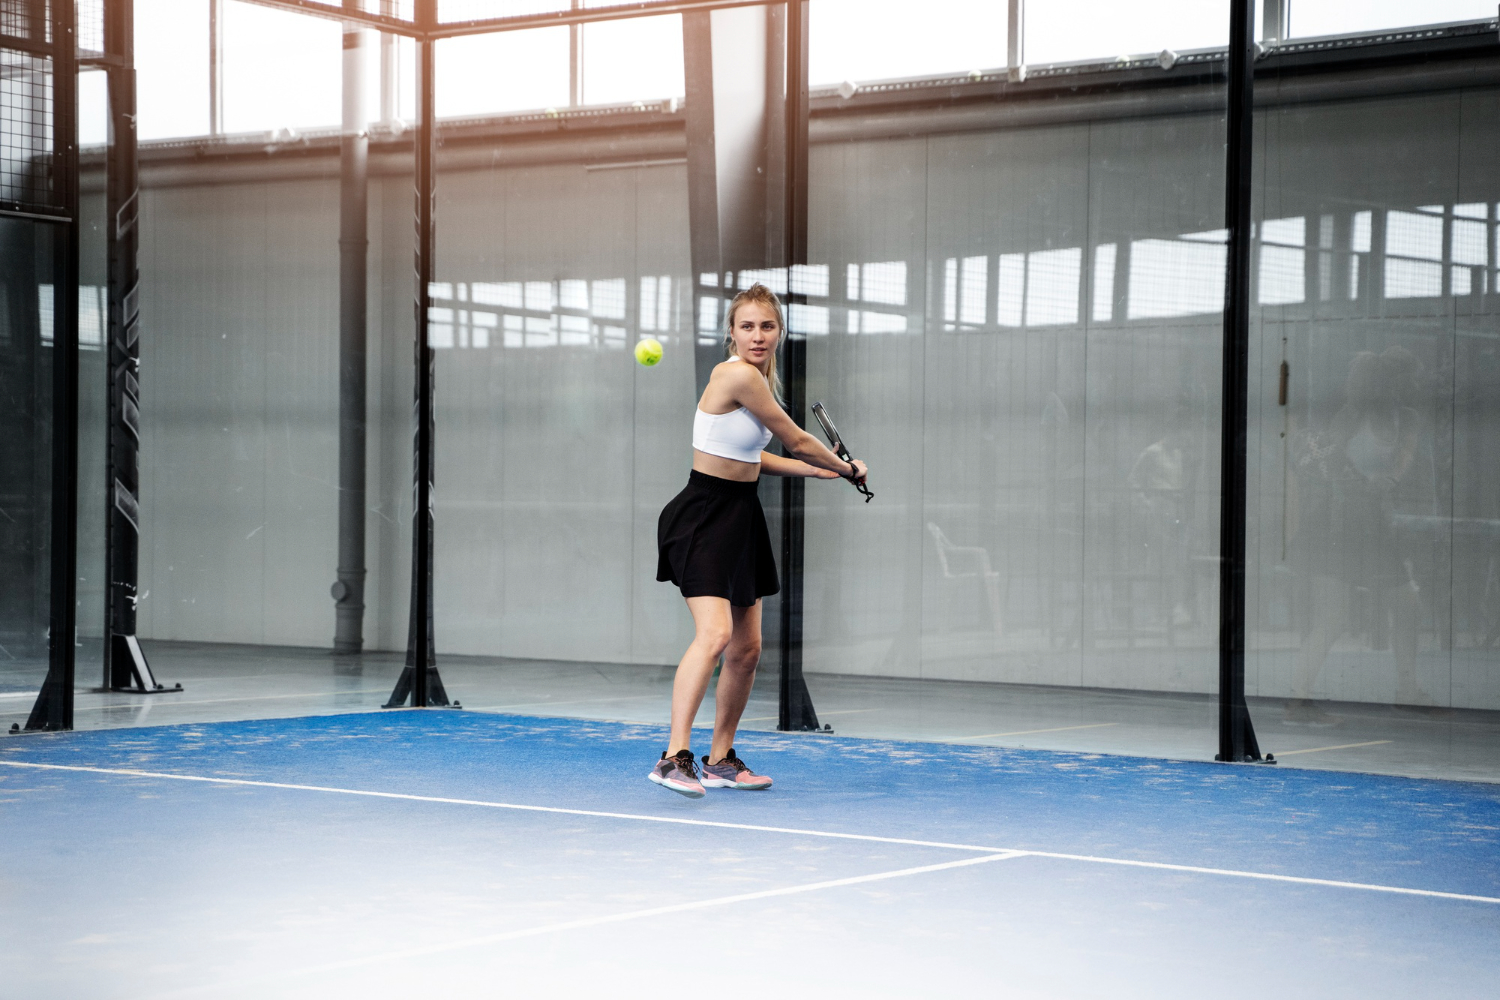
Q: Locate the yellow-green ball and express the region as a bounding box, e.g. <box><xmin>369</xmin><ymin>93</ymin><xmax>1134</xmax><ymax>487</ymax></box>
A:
<box><xmin>634</xmin><ymin>338</ymin><xmax>664</xmax><ymax>367</ymax></box>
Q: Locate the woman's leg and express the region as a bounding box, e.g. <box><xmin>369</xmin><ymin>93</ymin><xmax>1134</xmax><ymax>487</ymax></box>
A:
<box><xmin>1293</xmin><ymin>574</ymin><xmax>1348</xmax><ymax>700</ymax></box>
<box><xmin>709</xmin><ymin>601</ymin><xmax>762</xmax><ymax>763</ymax></box>
<box><xmin>667</xmin><ymin>596</ymin><xmax>734</xmax><ymax>756</ymax></box>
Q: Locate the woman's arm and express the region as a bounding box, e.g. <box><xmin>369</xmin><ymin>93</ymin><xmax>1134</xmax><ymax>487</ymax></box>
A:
<box><xmin>759</xmin><ymin>451</ymin><xmax>841</xmax><ymax>478</ymax></box>
<box><xmin>725</xmin><ymin>365</ymin><xmax>869</xmax><ymax>480</ymax></box>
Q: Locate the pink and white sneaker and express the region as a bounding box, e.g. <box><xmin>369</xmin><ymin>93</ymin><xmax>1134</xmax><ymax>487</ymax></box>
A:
<box><xmin>699</xmin><ymin>749</ymin><xmax>773</xmax><ymax>790</ymax></box>
<box><xmin>649</xmin><ymin>749</ymin><xmax>706</xmax><ymax>798</ymax></box>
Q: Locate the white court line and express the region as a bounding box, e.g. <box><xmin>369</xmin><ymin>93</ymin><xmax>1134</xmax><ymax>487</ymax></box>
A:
<box><xmin>165</xmin><ymin>852</ymin><xmax>1024</xmax><ymax>994</ymax></box>
<box><xmin>1274</xmin><ymin>740</ymin><xmax>1394</xmax><ymax>757</ymax></box>
<box><xmin>3</xmin><ymin>759</ymin><xmax>1497</xmax><ymax>905</ymax></box>
<box><xmin>462</xmin><ymin>693</ymin><xmax>663</xmax><ymax>712</ymax></box>
<box><xmin>953</xmin><ymin>722</ymin><xmax>1120</xmax><ymax>740</ymax></box>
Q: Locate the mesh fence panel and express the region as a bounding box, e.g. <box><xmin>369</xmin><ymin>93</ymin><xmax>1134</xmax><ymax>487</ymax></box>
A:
<box><xmin>0</xmin><ymin>0</ymin><xmax>41</xmax><ymax>41</ymax></box>
<box><xmin>77</xmin><ymin>0</ymin><xmax>103</xmax><ymax>56</ymax></box>
<box><xmin>0</xmin><ymin>47</ymin><xmax>54</xmax><ymax>207</ymax></box>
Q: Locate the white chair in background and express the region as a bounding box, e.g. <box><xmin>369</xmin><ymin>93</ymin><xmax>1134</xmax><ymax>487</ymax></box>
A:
<box><xmin>927</xmin><ymin>522</ymin><xmax>1005</xmax><ymax>635</ymax></box>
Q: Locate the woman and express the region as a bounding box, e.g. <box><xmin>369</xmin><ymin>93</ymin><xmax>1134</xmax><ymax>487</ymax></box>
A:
<box><xmin>651</xmin><ymin>283</ymin><xmax>868</xmax><ymax>798</ymax></box>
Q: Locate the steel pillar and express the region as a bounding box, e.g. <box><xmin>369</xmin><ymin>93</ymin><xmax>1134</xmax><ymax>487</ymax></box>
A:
<box><xmin>1217</xmin><ymin>0</ymin><xmax>1263</xmax><ymax>764</ymax></box>
<box><xmin>386</xmin><ymin>0</ymin><xmax>449</xmax><ymax>709</ymax></box>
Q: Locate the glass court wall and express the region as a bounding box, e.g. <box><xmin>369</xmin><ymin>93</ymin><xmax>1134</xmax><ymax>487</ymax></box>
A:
<box><xmin>800</xmin><ymin>46</ymin><xmax>1230</xmax><ymax>756</ymax></box>
<box><xmin>1</xmin><ymin>2</ymin><xmax>61</xmax><ymax>713</ymax></box>
<box><xmin>8</xmin><ymin>1</ymin><xmax>1499</xmax><ymax>781</ymax></box>
<box><xmin>1244</xmin><ymin>41</ymin><xmax>1500</xmax><ymax>779</ymax></box>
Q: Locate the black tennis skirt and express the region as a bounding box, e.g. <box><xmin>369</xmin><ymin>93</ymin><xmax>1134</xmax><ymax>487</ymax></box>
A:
<box><xmin>656</xmin><ymin>470</ymin><xmax>780</xmax><ymax>607</ymax></box>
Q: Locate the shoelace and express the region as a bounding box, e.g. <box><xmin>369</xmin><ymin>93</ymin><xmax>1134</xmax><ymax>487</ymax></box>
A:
<box><xmin>672</xmin><ymin>753</ymin><xmax>700</xmax><ymax>779</ymax></box>
<box><xmin>713</xmin><ymin>752</ymin><xmax>747</xmax><ymax>774</ymax></box>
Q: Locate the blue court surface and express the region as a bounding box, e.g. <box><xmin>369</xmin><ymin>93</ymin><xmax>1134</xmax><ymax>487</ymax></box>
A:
<box><xmin>3</xmin><ymin>710</ymin><xmax>1498</xmax><ymax>999</ymax></box>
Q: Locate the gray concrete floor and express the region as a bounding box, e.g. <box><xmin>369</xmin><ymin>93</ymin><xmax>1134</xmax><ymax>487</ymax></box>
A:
<box><xmin>4</xmin><ymin>640</ymin><xmax>1498</xmax><ymax>784</ymax></box>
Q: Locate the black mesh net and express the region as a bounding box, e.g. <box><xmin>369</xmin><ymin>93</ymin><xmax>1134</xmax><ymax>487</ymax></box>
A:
<box><xmin>2</xmin><ymin>0</ymin><xmax>52</xmax><ymax>43</ymax></box>
<box><xmin>0</xmin><ymin>47</ymin><xmax>54</xmax><ymax>208</ymax></box>
<box><xmin>77</xmin><ymin>0</ymin><xmax>104</xmax><ymax>57</ymax></box>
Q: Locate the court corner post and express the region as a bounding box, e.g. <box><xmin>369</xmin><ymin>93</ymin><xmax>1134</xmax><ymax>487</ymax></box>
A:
<box><xmin>1216</xmin><ymin>0</ymin><xmax>1264</xmax><ymax>765</ymax></box>
<box><xmin>776</xmin><ymin>0</ymin><xmax>823</xmax><ymax>734</ymax></box>
<box><xmin>25</xmin><ymin>0</ymin><xmax>80</xmax><ymax>732</ymax></box>
<box><xmin>388</xmin><ymin>0</ymin><xmax>450</xmax><ymax>711</ymax></box>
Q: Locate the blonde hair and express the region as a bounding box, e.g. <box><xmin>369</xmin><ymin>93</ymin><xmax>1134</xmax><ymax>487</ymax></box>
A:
<box><xmin>724</xmin><ymin>283</ymin><xmax>785</xmax><ymax>404</ymax></box>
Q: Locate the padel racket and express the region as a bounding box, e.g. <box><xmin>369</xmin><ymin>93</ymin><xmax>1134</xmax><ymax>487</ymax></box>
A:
<box><xmin>811</xmin><ymin>401</ymin><xmax>873</xmax><ymax>503</ymax></box>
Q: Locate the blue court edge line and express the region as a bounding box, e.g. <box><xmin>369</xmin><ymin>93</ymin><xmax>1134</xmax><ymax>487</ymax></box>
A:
<box><xmin>162</xmin><ymin>852</ymin><xmax>1030</xmax><ymax>997</ymax></box>
<box><xmin>7</xmin><ymin>759</ymin><xmax>1498</xmax><ymax>906</ymax></box>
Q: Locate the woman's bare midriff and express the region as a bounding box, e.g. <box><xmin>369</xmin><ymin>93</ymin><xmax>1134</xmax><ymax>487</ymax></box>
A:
<box><xmin>693</xmin><ymin>448</ymin><xmax>760</xmax><ymax>483</ymax></box>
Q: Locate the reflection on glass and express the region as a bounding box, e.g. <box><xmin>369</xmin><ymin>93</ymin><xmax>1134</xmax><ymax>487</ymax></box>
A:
<box><xmin>800</xmin><ymin>108</ymin><xmax>1227</xmax><ymax>758</ymax></box>
<box><xmin>77</xmin><ymin>167</ymin><xmax>110</xmax><ymax>685</ymax></box>
<box><xmin>1247</xmin><ymin>80</ymin><xmax>1500</xmax><ymax>776</ymax></box>
<box><xmin>0</xmin><ymin>219</ymin><xmax>55</xmax><ymax>698</ymax></box>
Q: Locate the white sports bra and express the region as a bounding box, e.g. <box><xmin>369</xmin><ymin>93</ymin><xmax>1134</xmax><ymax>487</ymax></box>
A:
<box><xmin>693</xmin><ymin>358</ymin><xmax>773</xmax><ymax>464</ymax></box>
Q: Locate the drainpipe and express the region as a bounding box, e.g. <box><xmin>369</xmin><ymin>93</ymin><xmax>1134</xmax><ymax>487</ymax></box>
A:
<box><xmin>333</xmin><ymin>0</ymin><xmax>370</xmax><ymax>654</ymax></box>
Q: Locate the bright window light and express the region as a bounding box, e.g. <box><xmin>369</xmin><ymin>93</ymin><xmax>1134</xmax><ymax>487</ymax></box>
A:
<box><xmin>135</xmin><ymin>0</ymin><xmax>209</xmax><ymax>140</ymax></box>
<box><xmin>223</xmin><ymin>0</ymin><xmax>341</xmax><ymax>133</ymax></box>
<box><xmin>79</xmin><ymin>70</ymin><xmax>109</xmax><ymax>147</ymax></box>
<box><xmin>582</xmin><ymin>15</ymin><xmax>684</xmax><ymax>106</ymax></box>
<box><xmin>437</xmin><ymin>27</ymin><xmax>569</xmax><ymax>117</ymax></box>
<box><xmin>440</xmin><ymin>0</ymin><xmax>567</xmax><ymax>20</ymax></box>
<box><xmin>1025</xmin><ymin>0</ymin><xmax>1228</xmax><ymax>65</ymax></box>
<box><xmin>811</xmin><ymin>0</ymin><xmax>1006</xmax><ymax>85</ymax></box>
<box><xmin>1291</xmin><ymin>0</ymin><xmax>1497</xmax><ymax>38</ymax></box>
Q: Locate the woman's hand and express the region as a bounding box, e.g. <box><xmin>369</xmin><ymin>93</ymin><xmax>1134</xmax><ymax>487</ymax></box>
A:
<box><xmin>846</xmin><ymin>459</ymin><xmax>868</xmax><ymax>481</ymax></box>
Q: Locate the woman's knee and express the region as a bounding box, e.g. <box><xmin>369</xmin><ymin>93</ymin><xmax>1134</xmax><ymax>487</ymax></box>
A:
<box><xmin>726</xmin><ymin>636</ymin><xmax>762</xmax><ymax>670</ymax></box>
<box><xmin>695</xmin><ymin>623</ymin><xmax>734</xmax><ymax>657</ymax></box>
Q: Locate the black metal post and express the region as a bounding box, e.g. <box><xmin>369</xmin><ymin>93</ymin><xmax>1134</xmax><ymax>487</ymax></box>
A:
<box><xmin>777</xmin><ymin>0</ymin><xmax>820</xmax><ymax>733</ymax></box>
<box><xmin>334</xmin><ymin>0</ymin><xmax>370</xmax><ymax>654</ymax></box>
<box><xmin>1216</xmin><ymin>0</ymin><xmax>1262</xmax><ymax>763</ymax></box>
<box><xmin>96</xmin><ymin>0</ymin><xmax>173</xmax><ymax>696</ymax></box>
<box><xmin>26</xmin><ymin>0</ymin><xmax>81</xmax><ymax>731</ymax></box>
<box><xmin>386</xmin><ymin>0</ymin><xmax>448</xmax><ymax>709</ymax></box>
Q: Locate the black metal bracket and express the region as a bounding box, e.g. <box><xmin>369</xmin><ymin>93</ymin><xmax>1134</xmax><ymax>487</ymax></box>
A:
<box><xmin>106</xmin><ymin>634</ymin><xmax>181</xmax><ymax>694</ymax></box>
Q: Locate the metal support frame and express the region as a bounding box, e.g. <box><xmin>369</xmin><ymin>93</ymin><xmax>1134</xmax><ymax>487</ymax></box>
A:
<box><xmin>237</xmin><ymin>0</ymin><xmax>772</xmax><ymax>39</ymax></box>
<box><xmin>99</xmin><ymin>0</ymin><xmax>176</xmax><ymax>698</ymax></box>
<box><xmin>1216</xmin><ymin>0</ymin><xmax>1263</xmax><ymax>764</ymax></box>
<box><xmin>334</xmin><ymin>0</ymin><xmax>370</xmax><ymax>654</ymax></box>
<box><xmin>24</xmin><ymin>0</ymin><xmax>81</xmax><ymax>731</ymax></box>
<box><xmin>776</xmin><ymin>0</ymin><xmax>819</xmax><ymax>733</ymax></box>
<box><xmin>385</xmin><ymin>0</ymin><xmax>448</xmax><ymax>709</ymax></box>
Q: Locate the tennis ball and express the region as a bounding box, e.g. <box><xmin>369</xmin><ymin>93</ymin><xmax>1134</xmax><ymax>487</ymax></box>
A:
<box><xmin>635</xmin><ymin>338</ymin><xmax>664</xmax><ymax>367</ymax></box>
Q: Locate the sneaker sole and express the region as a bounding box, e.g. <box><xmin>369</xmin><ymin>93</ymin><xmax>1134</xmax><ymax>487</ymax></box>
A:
<box><xmin>648</xmin><ymin>771</ymin><xmax>705</xmax><ymax>798</ymax></box>
<box><xmin>701</xmin><ymin>775</ymin><xmax>772</xmax><ymax>790</ymax></box>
